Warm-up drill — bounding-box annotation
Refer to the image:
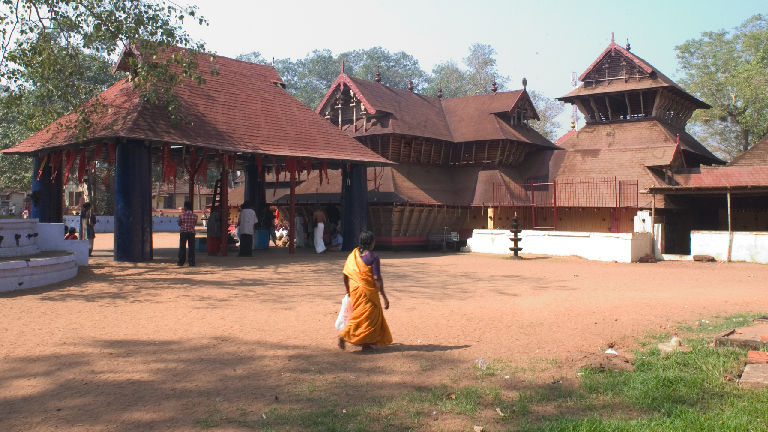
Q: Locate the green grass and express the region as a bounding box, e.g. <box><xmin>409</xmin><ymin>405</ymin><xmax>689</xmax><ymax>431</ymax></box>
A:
<box><xmin>195</xmin><ymin>312</ymin><xmax>768</xmax><ymax>431</ymax></box>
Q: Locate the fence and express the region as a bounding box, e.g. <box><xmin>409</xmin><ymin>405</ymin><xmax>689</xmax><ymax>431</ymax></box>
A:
<box><xmin>492</xmin><ymin>177</ymin><xmax>639</xmax><ymax>233</ymax></box>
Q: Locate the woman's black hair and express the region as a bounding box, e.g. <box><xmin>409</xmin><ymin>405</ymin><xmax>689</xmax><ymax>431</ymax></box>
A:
<box><xmin>82</xmin><ymin>202</ymin><xmax>92</xmax><ymax>210</ymax></box>
<box><xmin>358</xmin><ymin>230</ymin><xmax>375</xmax><ymax>252</ymax></box>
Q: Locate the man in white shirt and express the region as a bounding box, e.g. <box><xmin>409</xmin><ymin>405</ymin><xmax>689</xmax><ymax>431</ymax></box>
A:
<box><xmin>237</xmin><ymin>201</ymin><xmax>258</xmax><ymax>257</ymax></box>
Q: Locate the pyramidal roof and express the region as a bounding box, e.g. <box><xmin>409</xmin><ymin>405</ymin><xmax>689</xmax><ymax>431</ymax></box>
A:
<box><xmin>560</xmin><ymin>40</ymin><xmax>709</xmax><ymax>109</ymax></box>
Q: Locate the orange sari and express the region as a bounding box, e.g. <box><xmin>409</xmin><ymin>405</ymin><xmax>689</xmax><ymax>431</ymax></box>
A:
<box><xmin>338</xmin><ymin>248</ymin><xmax>392</xmax><ymax>346</ymax></box>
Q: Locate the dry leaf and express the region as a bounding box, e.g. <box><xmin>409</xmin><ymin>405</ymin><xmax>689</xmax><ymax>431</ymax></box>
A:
<box><xmin>447</xmin><ymin>393</ymin><xmax>456</xmax><ymax>400</ymax></box>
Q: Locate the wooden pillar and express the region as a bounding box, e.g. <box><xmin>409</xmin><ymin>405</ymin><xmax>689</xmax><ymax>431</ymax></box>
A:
<box><xmin>114</xmin><ymin>141</ymin><xmax>153</xmax><ymax>262</ymax></box>
<box><xmin>244</xmin><ymin>163</ymin><xmax>266</xmax><ymax>221</ymax></box>
<box><xmin>220</xmin><ymin>163</ymin><xmax>229</xmax><ymax>256</ymax></box>
<box><xmin>341</xmin><ymin>164</ymin><xmax>368</xmax><ymax>251</ymax></box>
<box><xmin>289</xmin><ymin>168</ymin><xmax>296</xmax><ymax>254</ymax></box>
<box><xmin>30</xmin><ymin>154</ymin><xmax>64</xmax><ymax>223</ymax></box>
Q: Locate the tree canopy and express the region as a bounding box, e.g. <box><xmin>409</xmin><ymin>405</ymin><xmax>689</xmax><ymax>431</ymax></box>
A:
<box><xmin>0</xmin><ymin>0</ymin><xmax>212</xmax><ymax>191</ymax></box>
<box><xmin>676</xmin><ymin>14</ymin><xmax>768</xmax><ymax>161</ymax></box>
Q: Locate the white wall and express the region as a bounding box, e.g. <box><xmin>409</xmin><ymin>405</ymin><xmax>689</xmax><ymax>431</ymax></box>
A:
<box><xmin>466</xmin><ymin>229</ymin><xmax>652</xmax><ymax>263</ymax></box>
<box><xmin>63</xmin><ymin>215</ymin><xmax>181</xmax><ymax>233</ymax></box>
<box><xmin>36</xmin><ymin>223</ymin><xmax>90</xmax><ymax>266</ymax></box>
<box><xmin>691</xmin><ymin>231</ymin><xmax>768</xmax><ymax>264</ymax></box>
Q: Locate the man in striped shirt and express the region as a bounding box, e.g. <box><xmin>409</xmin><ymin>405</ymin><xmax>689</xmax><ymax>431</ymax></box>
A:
<box><xmin>178</xmin><ymin>201</ymin><xmax>198</xmax><ymax>266</ymax></box>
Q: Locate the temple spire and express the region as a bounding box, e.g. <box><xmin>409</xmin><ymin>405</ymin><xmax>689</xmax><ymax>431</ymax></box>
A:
<box><xmin>611</xmin><ymin>32</ymin><xmax>615</xmax><ymax>43</ymax></box>
<box><xmin>437</xmin><ymin>88</ymin><xmax>443</xmax><ymax>99</ymax></box>
<box><xmin>491</xmin><ymin>77</ymin><xmax>497</xmax><ymax>93</ymax></box>
<box><xmin>341</xmin><ymin>59</ymin><xmax>345</xmax><ymax>74</ymax></box>
<box><xmin>375</xmin><ymin>65</ymin><xmax>381</xmax><ymax>83</ymax></box>
<box><xmin>408</xmin><ymin>75</ymin><xmax>414</xmax><ymax>92</ymax></box>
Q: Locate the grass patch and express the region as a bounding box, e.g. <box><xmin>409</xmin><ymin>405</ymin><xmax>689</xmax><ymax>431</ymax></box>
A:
<box><xmin>196</xmin><ymin>312</ymin><xmax>767</xmax><ymax>431</ymax></box>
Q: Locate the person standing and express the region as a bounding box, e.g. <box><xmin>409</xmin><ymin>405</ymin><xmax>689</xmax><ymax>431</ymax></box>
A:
<box><xmin>177</xmin><ymin>201</ymin><xmax>197</xmax><ymax>266</ymax></box>
<box><xmin>80</xmin><ymin>202</ymin><xmax>97</xmax><ymax>256</ymax></box>
<box><xmin>313</xmin><ymin>205</ymin><xmax>327</xmax><ymax>254</ymax></box>
<box><xmin>237</xmin><ymin>201</ymin><xmax>257</xmax><ymax>257</ymax></box>
<box><xmin>338</xmin><ymin>230</ymin><xmax>391</xmax><ymax>352</ymax></box>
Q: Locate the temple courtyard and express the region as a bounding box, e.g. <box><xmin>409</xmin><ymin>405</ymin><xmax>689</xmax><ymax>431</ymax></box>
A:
<box><xmin>1</xmin><ymin>233</ymin><xmax>767</xmax><ymax>431</ymax></box>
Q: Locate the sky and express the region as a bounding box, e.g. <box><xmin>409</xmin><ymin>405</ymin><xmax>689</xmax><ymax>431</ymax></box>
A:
<box><xmin>181</xmin><ymin>0</ymin><xmax>766</xmax><ymax>137</ymax></box>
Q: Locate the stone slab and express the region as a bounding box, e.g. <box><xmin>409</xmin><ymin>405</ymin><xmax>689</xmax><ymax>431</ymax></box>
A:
<box><xmin>740</xmin><ymin>364</ymin><xmax>768</xmax><ymax>389</ymax></box>
<box><xmin>714</xmin><ymin>323</ymin><xmax>768</xmax><ymax>350</ymax></box>
<box><xmin>747</xmin><ymin>351</ymin><xmax>768</xmax><ymax>364</ymax></box>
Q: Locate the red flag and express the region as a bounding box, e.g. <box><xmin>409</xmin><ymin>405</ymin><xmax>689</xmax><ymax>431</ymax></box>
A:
<box><xmin>107</xmin><ymin>143</ymin><xmax>116</xmax><ymax>165</ymax></box>
<box><xmin>49</xmin><ymin>152</ymin><xmax>63</xmax><ymax>183</ymax></box>
<box><xmin>256</xmin><ymin>156</ymin><xmax>262</xmax><ymax>176</ymax></box>
<box><xmin>273</xmin><ymin>162</ymin><xmax>281</xmax><ymax>197</ymax></box>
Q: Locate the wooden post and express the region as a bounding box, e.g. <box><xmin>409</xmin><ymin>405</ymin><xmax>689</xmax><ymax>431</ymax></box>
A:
<box><xmin>727</xmin><ymin>189</ymin><xmax>732</xmax><ymax>263</ymax></box>
<box><xmin>220</xmin><ymin>162</ymin><xmax>229</xmax><ymax>257</ymax></box>
<box><xmin>652</xmin><ymin>193</ymin><xmax>656</xmax><ymax>219</ymax></box>
<box><xmin>289</xmin><ymin>167</ymin><xmax>296</xmax><ymax>254</ymax></box>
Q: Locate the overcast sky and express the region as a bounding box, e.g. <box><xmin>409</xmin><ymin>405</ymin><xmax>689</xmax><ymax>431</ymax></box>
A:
<box><xmin>182</xmin><ymin>0</ymin><xmax>765</xmax><ymax>137</ymax></box>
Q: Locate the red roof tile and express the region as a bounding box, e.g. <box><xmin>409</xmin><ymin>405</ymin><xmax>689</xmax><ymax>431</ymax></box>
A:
<box><xmin>672</xmin><ymin>166</ymin><xmax>768</xmax><ymax>187</ymax></box>
<box><xmin>316</xmin><ymin>74</ymin><xmax>556</xmax><ymax>150</ymax></box>
<box><xmin>3</xmin><ymin>51</ymin><xmax>390</xmax><ymax>166</ymax></box>
<box><xmin>728</xmin><ymin>135</ymin><xmax>768</xmax><ymax>167</ymax></box>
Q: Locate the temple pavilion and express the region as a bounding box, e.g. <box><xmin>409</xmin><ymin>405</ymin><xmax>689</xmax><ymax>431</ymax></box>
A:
<box><xmin>2</xmin><ymin>47</ymin><xmax>389</xmax><ymax>261</ymax></box>
<box><xmin>278</xmin><ymin>66</ymin><xmax>559</xmax><ymax>248</ymax></box>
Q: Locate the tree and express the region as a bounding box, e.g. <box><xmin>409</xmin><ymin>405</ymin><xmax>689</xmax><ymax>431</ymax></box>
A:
<box><xmin>528</xmin><ymin>90</ymin><xmax>565</xmax><ymax>142</ymax></box>
<box><xmin>238</xmin><ymin>47</ymin><xmax>428</xmax><ymax>110</ymax></box>
<box><xmin>424</xmin><ymin>43</ymin><xmax>510</xmax><ymax>97</ymax></box>
<box><xmin>676</xmin><ymin>14</ymin><xmax>768</xmax><ymax>160</ymax></box>
<box><xmin>0</xmin><ymin>1</ymin><xmax>212</xmax><ymax>190</ymax></box>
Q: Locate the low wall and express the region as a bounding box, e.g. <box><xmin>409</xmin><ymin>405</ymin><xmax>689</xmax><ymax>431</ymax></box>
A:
<box><xmin>0</xmin><ymin>218</ymin><xmax>40</xmax><ymax>258</ymax></box>
<box><xmin>466</xmin><ymin>229</ymin><xmax>652</xmax><ymax>263</ymax></box>
<box><xmin>0</xmin><ymin>253</ymin><xmax>78</xmax><ymax>292</ymax></box>
<box><xmin>691</xmin><ymin>231</ymin><xmax>768</xmax><ymax>264</ymax></box>
<box><xmin>63</xmin><ymin>216</ymin><xmax>181</xmax><ymax>233</ymax></box>
<box><xmin>36</xmin><ymin>223</ymin><xmax>90</xmax><ymax>266</ymax></box>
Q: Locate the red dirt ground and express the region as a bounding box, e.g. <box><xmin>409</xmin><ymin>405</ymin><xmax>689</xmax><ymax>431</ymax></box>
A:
<box><xmin>1</xmin><ymin>232</ymin><xmax>766</xmax><ymax>431</ymax></box>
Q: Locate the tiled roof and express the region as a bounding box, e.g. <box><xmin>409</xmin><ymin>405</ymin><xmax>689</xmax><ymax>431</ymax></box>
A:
<box><xmin>551</xmin><ymin>119</ymin><xmax>722</xmax><ymax>165</ymax></box>
<box><xmin>671</xmin><ymin>166</ymin><xmax>768</xmax><ymax>187</ymax></box>
<box><xmin>561</xmin><ymin>42</ymin><xmax>709</xmax><ymax>109</ymax></box>
<box><xmin>3</xmin><ymin>51</ymin><xmax>390</xmax><ymax>166</ymax></box>
<box><xmin>728</xmin><ymin>135</ymin><xmax>768</xmax><ymax>167</ymax></box>
<box><xmin>554</xmin><ymin>129</ymin><xmax>577</xmax><ymax>145</ymax></box>
<box><xmin>317</xmin><ymin>74</ymin><xmax>556</xmax><ymax>149</ymax></box>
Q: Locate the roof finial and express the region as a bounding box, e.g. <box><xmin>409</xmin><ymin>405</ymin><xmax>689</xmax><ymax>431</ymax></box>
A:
<box><xmin>625</xmin><ymin>38</ymin><xmax>631</xmax><ymax>51</ymax></box>
<box><xmin>341</xmin><ymin>59</ymin><xmax>345</xmax><ymax>74</ymax></box>
<box><xmin>611</xmin><ymin>32</ymin><xmax>615</xmax><ymax>43</ymax></box>
<box><xmin>522</xmin><ymin>77</ymin><xmax>527</xmax><ymax>89</ymax></box>
<box><xmin>437</xmin><ymin>88</ymin><xmax>443</xmax><ymax>99</ymax></box>
<box><xmin>408</xmin><ymin>75</ymin><xmax>414</xmax><ymax>92</ymax></box>
<box><xmin>570</xmin><ymin>119</ymin><xmax>575</xmax><ymax>130</ymax></box>
<box><xmin>491</xmin><ymin>77</ymin><xmax>497</xmax><ymax>93</ymax></box>
<box><xmin>375</xmin><ymin>65</ymin><xmax>381</xmax><ymax>83</ymax></box>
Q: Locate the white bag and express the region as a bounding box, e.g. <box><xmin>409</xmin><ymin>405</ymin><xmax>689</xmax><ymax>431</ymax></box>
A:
<box><xmin>334</xmin><ymin>294</ymin><xmax>352</xmax><ymax>330</ymax></box>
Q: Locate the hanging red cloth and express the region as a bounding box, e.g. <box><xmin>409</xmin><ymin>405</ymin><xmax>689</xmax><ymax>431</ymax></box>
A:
<box><xmin>373</xmin><ymin>167</ymin><xmax>378</xmax><ymax>189</ymax></box>
<box><xmin>63</xmin><ymin>149</ymin><xmax>76</xmax><ymax>184</ymax></box>
<box><xmin>77</xmin><ymin>149</ymin><xmax>87</xmax><ymax>184</ymax></box>
<box><xmin>321</xmin><ymin>161</ymin><xmax>329</xmax><ymax>185</ymax></box>
<box><xmin>195</xmin><ymin>148</ymin><xmax>209</xmax><ymax>183</ymax></box>
<box><xmin>49</xmin><ymin>151</ymin><xmax>63</xmax><ymax>183</ymax></box>
<box><xmin>92</xmin><ymin>144</ymin><xmax>103</xmax><ymax>171</ymax></box>
<box><xmin>36</xmin><ymin>154</ymin><xmax>48</xmax><ymax>181</ymax></box>
<box><xmin>256</xmin><ymin>156</ymin><xmax>263</xmax><ymax>176</ymax></box>
<box><xmin>305</xmin><ymin>159</ymin><xmax>312</xmax><ymax>179</ymax></box>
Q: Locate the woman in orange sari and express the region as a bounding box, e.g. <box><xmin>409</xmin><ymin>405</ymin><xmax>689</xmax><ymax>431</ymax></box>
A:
<box><xmin>338</xmin><ymin>231</ymin><xmax>392</xmax><ymax>351</ymax></box>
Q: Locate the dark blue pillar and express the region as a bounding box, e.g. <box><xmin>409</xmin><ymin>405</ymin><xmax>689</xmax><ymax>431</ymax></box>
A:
<box><xmin>341</xmin><ymin>164</ymin><xmax>368</xmax><ymax>252</ymax></box>
<box><xmin>114</xmin><ymin>141</ymin><xmax>153</xmax><ymax>262</ymax></box>
<box><xmin>30</xmin><ymin>154</ymin><xmax>63</xmax><ymax>223</ymax></box>
<box><xmin>244</xmin><ymin>163</ymin><xmax>266</xmax><ymax>220</ymax></box>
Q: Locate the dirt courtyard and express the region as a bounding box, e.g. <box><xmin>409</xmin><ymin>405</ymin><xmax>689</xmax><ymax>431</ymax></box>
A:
<box><xmin>1</xmin><ymin>232</ymin><xmax>767</xmax><ymax>431</ymax></box>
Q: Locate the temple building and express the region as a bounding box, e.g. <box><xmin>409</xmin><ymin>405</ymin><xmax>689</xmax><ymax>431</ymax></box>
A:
<box><xmin>280</xmin><ymin>67</ymin><xmax>559</xmax><ymax>248</ymax></box>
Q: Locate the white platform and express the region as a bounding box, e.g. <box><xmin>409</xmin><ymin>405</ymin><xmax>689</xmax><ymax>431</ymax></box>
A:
<box><xmin>0</xmin><ymin>218</ymin><xmax>40</xmax><ymax>258</ymax></box>
<box><xmin>0</xmin><ymin>252</ymin><xmax>78</xmax><ymax>292</ymax></box>
<box><xmin>466</xmin><ymin>229</ymin><xmax>653</xmax><ymax>263</ymax></box>
<box><xmin>691</xmin><ymin>231</ymin><xmax>768</xmax><ymax>264</ymax></box>
<box><xmin>35</xmin><ymin>223</ymin><xmax>90</xmax><ymax>266</ymax></box>
<box><xmin>63</xmin><ymin>215</ymin><xmax>180</xmax><ymax>233</ymax></box>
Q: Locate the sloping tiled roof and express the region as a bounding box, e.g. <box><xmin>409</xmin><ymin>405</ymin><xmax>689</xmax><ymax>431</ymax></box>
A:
<box><xmin>317</xmin><ymin>73</ymin><xmax>556</xmax><ymax>149</ymax></box>
<box><xmin>671</xmin><ymin>166</ymin><xmax>768</xmax><ymax>187</ymax></box>
<box><xmin>560</xmin><ymin>42</ymin><xmax>709</xmax><ymax>109</ymax></box>
<box><xmin>551</xmin><ymin>119</ymin><xmax>722</xmax><ymax>165</ymax></box>
<box><xmin>4</xmin><ymin>51</ymin><xmax>390</xmax><ymax>166</ymax></box>
<box><xmin>728</xmin><ymin>135</ymin><xmax>768</xmax><ymax>167</ymax></box>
